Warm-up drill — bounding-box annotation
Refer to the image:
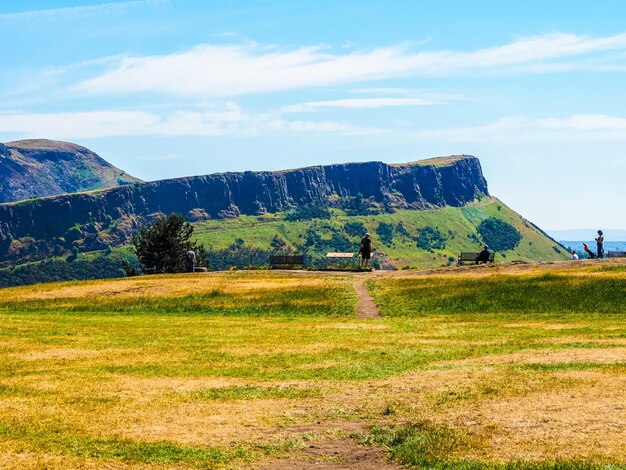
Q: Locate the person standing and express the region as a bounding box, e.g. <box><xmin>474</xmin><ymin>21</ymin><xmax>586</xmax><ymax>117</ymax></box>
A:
<box><xmin>571</xmin><ymin>250</ymin><xmax>579</xmax><ymax>260</ymax></box>
<box><xmin>359</xmin><ymin>233</ymin><xmax>372</xmax><ymax>268</ymax></box>
<box><xmin>595</xmin><ymin>230</ymin><xmax>604</xmax><ymax>259</ymax></box>
<box><xmin>186</xmin><ymin>249</ymin><xmax>196</xmax><ymax>272</ymax></box>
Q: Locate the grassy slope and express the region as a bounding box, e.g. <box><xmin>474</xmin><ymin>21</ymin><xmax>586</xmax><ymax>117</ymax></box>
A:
<box><xmin>0</xmin><ymin>263</ymin><xmax>624</xmax><ymax>468</ymax></box>
<box><xmin>192</xmin><ymin>197</ymin><xmax>568</xmax><ymax>269</ymax></box>
<box><xmin>0</xmin><ymin>197</ymin><xmax>567</xmax><ymax>288</ymax></box>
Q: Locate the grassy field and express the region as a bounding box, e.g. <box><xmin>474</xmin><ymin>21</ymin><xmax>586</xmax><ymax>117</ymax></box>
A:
<box><xmin>0</xmin><ymin>261</ymin><xmax>624</xmax><ymax>468</ymax></box>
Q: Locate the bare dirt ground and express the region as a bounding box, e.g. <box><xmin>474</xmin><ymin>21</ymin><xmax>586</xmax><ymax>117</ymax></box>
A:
<box><xmin>354</xmin><ymin>280</ymin><xmax>380</xmax><ymax>318</ymax></box>
<box><xmin>257</xmin><ymin>437</ymin><xmax>402</xmax><ymax>469</ymax></box>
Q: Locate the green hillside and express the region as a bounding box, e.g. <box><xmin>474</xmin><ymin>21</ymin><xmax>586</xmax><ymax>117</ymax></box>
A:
<box><xmin>0</xmin><ymin>196</ymin><xmax>567</xmax><ymax>287</ymax></box>
<box><xmin>192</xmin><ymin>196</ymin><xmax>568</xmax><ymax>269</ymax></box>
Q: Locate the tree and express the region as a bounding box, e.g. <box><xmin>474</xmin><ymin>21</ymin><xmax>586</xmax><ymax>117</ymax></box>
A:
<box><xmin>133</xmin><ymin>213</ymin><xmax>203</xmax><ymax>273</ymax></box>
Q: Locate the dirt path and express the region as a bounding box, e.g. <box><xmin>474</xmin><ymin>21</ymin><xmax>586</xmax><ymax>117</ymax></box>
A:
<box><xmin>354</xmin><ymin>279</ymin><xmax>381</xmax><ymax>318</ymax></box>
<box><xmin>256</xmin><ymin>437</ymin><xmax>402</xmax><ymax>469</ymax></box>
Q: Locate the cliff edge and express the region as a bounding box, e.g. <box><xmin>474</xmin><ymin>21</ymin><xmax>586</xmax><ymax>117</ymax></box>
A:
<box><xmin>0</xmin><ymin>155</ymin><xmax>488</xmax><ymax>246</ymax></box>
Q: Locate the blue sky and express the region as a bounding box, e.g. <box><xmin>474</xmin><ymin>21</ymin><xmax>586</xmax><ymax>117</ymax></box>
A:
<box><xmin>1</xmin><ymin>1</ymin><xmax>626</xmax><ymax>231</ymax></box>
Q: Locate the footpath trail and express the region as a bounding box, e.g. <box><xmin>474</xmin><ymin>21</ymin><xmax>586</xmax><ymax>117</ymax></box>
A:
<box><xmin>354</xmin><ymin>279</ymin><xmax>381</xmax><ymax>318</ymax></box>
<box><xmin>258</xmin><ymin>436</ymin><xmax>402</xmax><ymax>469</ymax></box>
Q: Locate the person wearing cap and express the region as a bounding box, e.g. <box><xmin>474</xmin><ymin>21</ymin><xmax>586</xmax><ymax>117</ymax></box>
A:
<box><xmin>477</xmin><ymin>244</ymin><xmax>491</xmax><ymax>263</ymax></box>
<box><xmin>359</xmin><ymin>232</ymin><xmax>372</xmax><ymax>267</ymax></box>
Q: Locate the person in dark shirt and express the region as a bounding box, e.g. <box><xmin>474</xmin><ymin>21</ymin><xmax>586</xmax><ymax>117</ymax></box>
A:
<box><xmin>359</xmin><ymin>233</ymin><xmax>372</xmax><ymax>268</ymax></box>
<box><xmin>477</xmin><ymin>245</ymin><xmax>491</xmax><ymax>263</ymax></box>
<box><xmin>595</xmin><ymin>230</ymin><xmax>604</xmax><ymax>259</ymax></box>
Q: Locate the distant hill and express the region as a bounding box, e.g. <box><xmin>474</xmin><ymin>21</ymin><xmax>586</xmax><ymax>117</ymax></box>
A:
<box><xmin>547</xmin><ymin>229</ymin><xmax>626</xmax><ymax>241</ymax></box>
<box><xmin>0</xmin><ymin>139</ymin><xmax>141</xmax><ymax>203</ymax></box>
<box><xmin>0</xmin><ymin>151</ymin><xmax>569</xmax><ymax>284</ymax></box>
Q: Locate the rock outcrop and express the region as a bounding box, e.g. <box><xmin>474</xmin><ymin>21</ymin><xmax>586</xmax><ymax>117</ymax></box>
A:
<box><xmin>0</xmin><ymin>155</ymin><xmax>488</xmax><ymax>251</ymax></box>
<box><xmin>0</xmin><ymin>139</ymin><xmax>141</xmax><ymax>203</ymax></box>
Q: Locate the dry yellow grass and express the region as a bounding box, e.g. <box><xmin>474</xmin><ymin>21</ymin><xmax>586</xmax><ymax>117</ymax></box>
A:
<box><xmin>0</xmin><ymin>264</ymin><xmax>624</xmax><ymax>468</ymax></box>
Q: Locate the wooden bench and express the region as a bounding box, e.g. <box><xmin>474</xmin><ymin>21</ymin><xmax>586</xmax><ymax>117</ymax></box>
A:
<box><xmin>608</xmin><ymin>251</ymin><xmax>626</xmax><ymax>258</ymax></box>
<box><xmin>458</xmin><ymin>252</ymin><xmax>495</xmax><ymax>266</ymax></box>
<box><xmin>325</xmin><ymin>252</ymin><xmax>358</xmax><ymax>270</ymax></box>
<box><xmin>269</xmin><ymin>254</ymin><xmax>305</xmax><ymax>269</ymax></box>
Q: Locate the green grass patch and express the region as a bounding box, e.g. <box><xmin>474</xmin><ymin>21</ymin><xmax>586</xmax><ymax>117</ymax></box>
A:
<box><xmin>360</xmin><ymin>422</ymin><xmax>617</xmax><ymax>469</ymax></box>
<box><xmin>186</xmin><ymin>385</ymin><xmax>321</xmax><ymax>400</ymax></box>
<box><xmin>0</xmin><ymin>423</ymin><xmax>248</xmax><ymax>467</ymax></box>
<box><xmin>520</xmin><ymin>362</ymin><xmax>626</xmax><ymax>372</ymax></box>
<box><xmin>369</xmin><ymin>273</ymin><xmax>626</xmax><ymax>315</ymax></box>
<box><xmin>360</xmin><ymin>421</ymin><xmax>466</xmax><ymax>468</ymax></box>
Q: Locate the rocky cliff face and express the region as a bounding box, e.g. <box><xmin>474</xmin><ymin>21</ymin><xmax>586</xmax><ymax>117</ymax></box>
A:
<box><xmin>0</xmin><ymin>155</ymin><xmax>488</xmax><ymax>259</ymax></box>
<box><xmin>0</xmin><ymin>139</ymin><xmax>141</xmax><ymax>203</ymax></box>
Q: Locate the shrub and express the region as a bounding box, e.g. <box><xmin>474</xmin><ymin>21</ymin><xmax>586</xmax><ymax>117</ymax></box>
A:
<box><xmin>64</xmin><ymin>225</ymin><xmax>82</xmax><ymax>244</ymax></box>
<box><xmin>285</xmin><ymin>204</ymin><xmax>331</xmax><ymax>221</ymax></box>
<box><xmin>304</xmin><ymin>225</ymin><xmax>353</xmax><ymax>254</ymax></box>
<box><xmin>415</xmin><ymin>227</ymin><xmax>446</xmax><ymax>252</ymax></box>
<box><xmin>343</xmin><ymin>194</ymin><xmax>379</xmax><ymax>216</ymax></box>
<box><xmin>477</xmin><ymin>218</ymin><xmax>521</xmax><ymax>252</ymax></box>
<box><xmin>344</xmin><ymin>221</ymin><xmax>367</xmax><ymax>237</ymax></box>
<box><xmin>204</xmin><ymin>240</ymin><xmax>270</xmax><ymax>271</ymax></box>
<box><xmin>376</xmin><ymin>222</ymin><xmax>394</xmax><ymax>246</ymax></box>
<box><xmin>395</xmin><ymin>222</ymin><xmax>411</xmax><ymax>238</ymax></box>
<box><xmin>270</xmin><ymin>235</ymin><xmax>290</xmax><ymax>252</ymax></box>
<box><xmin>0</xmin><ymin>251</ymin><xmax>128</xmax><ymax>288</ymax></box>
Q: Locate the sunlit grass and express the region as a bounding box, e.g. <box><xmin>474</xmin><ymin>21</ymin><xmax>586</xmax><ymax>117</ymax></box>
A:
<box><xmin>0</xmin><ymin>266</ymin><xmax>624</xmax><ymax>467</ymax></box>
<box><xmin>368</xmin><ymin>270</ymin><xmax>626</xmax><ymax>315</ymax></box>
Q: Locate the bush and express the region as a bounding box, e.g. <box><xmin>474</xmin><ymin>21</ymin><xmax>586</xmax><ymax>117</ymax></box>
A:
<box><xmin>343</xmin><ymin>194</ymin><xmax>379</xmax><ymax>216</ymax></box>
<box><xmin>395</xmin><ymin>222</ymin><xmax>411</xmax><ymax>238</ymax></box>
<box><xmin>415</xmin><ymin>227</ymin><xmax>446</xmax><ymax>252</ymax></box>
<box><xmin>476</xmin><ymin>218</ymin><xmax>521</xmax><ymax>252</ymax></box>
<box><xmin>204</xmin><ymin>240</ymin><xmax>270</xmax><ymax>271</ymax></box>
<box><xmin>285</xmin><ymin>204</ymin><xmax>331</xmax><ymax>221</ymax></box>
<box><xmin>344</xmin><ymin>221</ymin><xmax>367</xmax><ymax>237</ymax></box>
<box><xmin>64</xmin><ymin>225</ymin><xmax>82</xmax><ymax>244</ymax></box>
<box><xmin>376</xmin><ymin>222</ymin><xmax>394</xmax><ymax>246</ymax></box>
<box><xmin>304</xmin><ymin>225</ymin><xmax>353</xmax><ymax>254</ymax></box>
<box><xmin>270</xmin><ymin>235</ymin><xmax>290</xmax><ymax>252</ymax></box>
<box><xmin>0</xmin><ymin>252</ymin><xmax>128</xmax><ymax>288</ymax></box>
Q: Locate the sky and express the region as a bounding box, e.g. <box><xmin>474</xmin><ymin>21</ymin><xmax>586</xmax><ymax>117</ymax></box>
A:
<box><xmin>1</xmin><ymin>0</ymin><xmax>626</xmax><ymax>232</ymax></box>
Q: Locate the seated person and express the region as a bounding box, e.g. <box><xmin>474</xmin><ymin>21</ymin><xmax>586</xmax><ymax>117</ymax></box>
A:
<box><xmin>477</xmin><ymin>245</ymin><xmax>491</xmax><ymax>263</ymax></box>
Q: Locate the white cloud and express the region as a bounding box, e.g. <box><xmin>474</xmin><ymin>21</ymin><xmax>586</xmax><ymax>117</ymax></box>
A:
<box><xmin>537</xmin><ymin>114</ymin><xmax>626</xmax><ymax>130</ymax></box>
<box><xmin>350</xmin><ymin>88</ymin><xmax>415</xmax><ymax>95</ymax></box>
<box><xmin>73</xmin><ymin>32</ymin><xmax>626</xmax><ymax>98</ymax></box>
<box><xmin>0</xmin><ymin>105</ymin><xmax>378</xmax><ymax>139</ymax></box>
<box><xmin>0</xmin><ymin>110</ymin><xmax>159</xmax><ymax>139</ymax></box>
<box><xmin>4</xmin><ymin>107</ymin><xmax>626</xmax><ymax>142</ymax></box>
<box><xmin>0</xmin><ymin>0</ymin><xmax>166</xmax><ymax>22</ymax></box>
<box><xmin>408</xmin><ymin>114</ymin><xmax>626</xmax><ymax>141</ymax></box>
<box><xmin>281</xmin><ymin>97</ymin><xmax>438</xmax><ymax>113</ymax></box>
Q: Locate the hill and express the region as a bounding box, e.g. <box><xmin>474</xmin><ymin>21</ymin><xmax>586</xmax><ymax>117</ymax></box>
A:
<box><xmin>0</xmin><ymin>151</ymin><xmax>568</xmax><ymax>284</ymax></box>
<box><xmin>0</xmin><ymin>264</ymin><xmax>624</xmax><ymax>467</ymax></box>
<box><xmin>0</xmin><ymin>139</ymin><xmax>141</xmax><ymax>203</ymax></box>
<box><xmin>191</xmin><ymin>197</ymin><xmax>566</xmax><ymax>271</ymax></box>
